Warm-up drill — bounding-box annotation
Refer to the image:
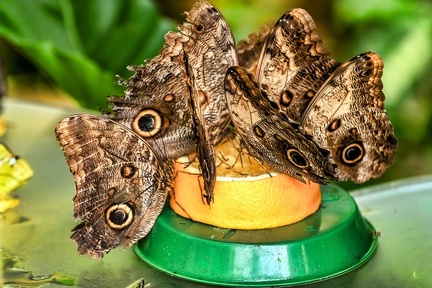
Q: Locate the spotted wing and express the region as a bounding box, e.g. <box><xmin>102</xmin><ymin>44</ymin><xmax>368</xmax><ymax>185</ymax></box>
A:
<box><xmin>225</xmin><ymin>66</ymin><xmax>336</xmax><ymax>184</ymax></box>
<box><xmin>255</xmin><ymin>8</ymin><xmax>340</xmax><ymax>123</ymax></box>
<box><xmin>55</xmin><ymin>114</ymin><xmax>173</xmax><ymax>258</ymax></box>
<box><xmin>167</xmin><ymin>1</ymin><xmax>238</xmax><ymax>202</ymax></box>
<box><xmin>108</xmin><ymin>49</ymin><xmax>195</xmax><ymax>161</ymax></box>
<box><xmin>300</xmin><ymin>52</ymin><xmax>397</xmax><ymax>182</ymax></box>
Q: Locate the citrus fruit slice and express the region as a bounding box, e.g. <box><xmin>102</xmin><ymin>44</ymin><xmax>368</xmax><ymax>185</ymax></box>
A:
<box><xmin>169</xmin><ymin>136</ymin><xmax>321</xmax><ymax>230</ymax></box>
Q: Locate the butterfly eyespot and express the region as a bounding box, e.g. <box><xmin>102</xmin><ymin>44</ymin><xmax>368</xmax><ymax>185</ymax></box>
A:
<box><xmin>132</xmin><ymin>109</ymin><xmax>162</xmax><ymax>138</ymax></box>
<box><xmin>362</xmin><ymin>60</ymin><xmax>373</xmax><ymax>69</ymax></box>
<box><xmin>328</xmin><ymin>119</ymin><xmax>341</xmax><ymax>132</ymax></box>
<box><xmin>341</xmin><ymin>142</ymin><xmax>364</xmax><ymax>165</ymax></box>
<box><xmin>360</xmin><ymin>69</ymin><xmax>372</xmax><ymax>77</ymax></box>
<box><xmin>253</xmin><ymin>126</ymin><xmax>266</xmax><ymax>138</ymax></box>
<box><xmin>350</xmin><ymin>128</ymin><xmax>358</xmax><ymax>134</ymax></box>
<box><xmin>196</xmin><ymin>24</ymin><xmax>204</xmax><ymax>33</ymax></box>
<box><xmin>105</xmin><ymin>203</ymin><xmax>134</xmax><ymax>230</ymax></box>
<box><xmin>280</xmin><ymin>90</ymin><xmax>293</xmax><ymax>107</ymax></box>
<box><xmin>120</xmin><ymin>165</ymin><xmax>137</xmax><ymax>179</ymax></box>
<box><xmin>107</xmin><ymin>187</ymin><xmax>117</xmax><ymax>197</ymax></box>
<box><xmin>305</xmin><ymin>90</ymin><xmax>315</xmax><ymax>98</ymax></box>
<box><xmin>163</xmin><ymin>94</ymin><xmax>175</xmax><ymax>102</ymax></box>
<box><xmin>287</xmin><ymin>149</ymin><xmax>308</xmax><ymax>168</ymax></box>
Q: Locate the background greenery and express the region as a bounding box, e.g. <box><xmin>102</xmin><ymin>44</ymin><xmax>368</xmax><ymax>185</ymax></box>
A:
<box><xmin>0</xmin><ymin>0</ymin><xmax>431</xmax><ymax>190</ymax></box>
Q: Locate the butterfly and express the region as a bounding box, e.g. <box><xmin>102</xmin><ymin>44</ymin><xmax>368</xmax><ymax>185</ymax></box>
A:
<box><xmin>109</xmin><ymin>0</ymin><xmax>237</xmax><ymax>203</ymax></box>
<box><xmin>225</xmin><ymin>8</ymin><xmax>397</xmax><ymax>184</ymax></box>
<box><xmin>55</xmin><ymin>114</ymin><xmax>174</xmax><ymax>258</ymax></box>
<box><xmin>56</xmin><ymin>1</ymin><xmax>237</xmax><ymax>258</ymax></box>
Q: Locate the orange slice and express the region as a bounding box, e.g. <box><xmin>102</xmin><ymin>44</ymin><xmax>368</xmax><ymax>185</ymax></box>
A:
<box><xmin>170</xmin><ymin>137</ymin><xmax>321</xmax><ymax>230</ymax></box>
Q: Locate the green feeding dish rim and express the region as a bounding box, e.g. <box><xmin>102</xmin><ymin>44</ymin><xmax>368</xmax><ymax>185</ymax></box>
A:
<box><xmin>134</xmin><ymin>185</ymin><xmax>378</xmax><ymax>287</ymax></box>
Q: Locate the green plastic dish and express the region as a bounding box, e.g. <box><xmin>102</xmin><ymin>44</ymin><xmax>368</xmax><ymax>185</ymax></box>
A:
<box><xmin>134</xmin><ymin>184</ymin><xmax>378</xmax><ymax>287</ymax></box>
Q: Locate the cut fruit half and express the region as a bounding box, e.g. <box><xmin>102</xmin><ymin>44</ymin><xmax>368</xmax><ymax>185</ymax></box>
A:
<box><xmin>170</xmin><ymin>136</ymin><xmax>321</xmax><ymax>230</ymax></box>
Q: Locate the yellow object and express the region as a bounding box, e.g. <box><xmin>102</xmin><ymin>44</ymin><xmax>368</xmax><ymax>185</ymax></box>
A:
<box><xmin>169</xmin><ymin>137</ymin><xmax>321</xmax><ymax>230</ymax></box>
<box><xmin>0</xmin><ymin>143</ymin><xmax>33</xmax><ymax>212</ymax></box>
<box><xmin>0</xmin><ymin>116</ymin><xmax>6</xmax><ymax>136</ymax></box>
<box><xmin>0</xmin><ymin>197</ymin><xmax>20</xmax><ymax>212</ymax></box>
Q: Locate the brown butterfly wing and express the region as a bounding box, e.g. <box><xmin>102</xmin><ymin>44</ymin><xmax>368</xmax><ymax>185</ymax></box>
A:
<box><xmin>249</xmin><ymin>116</ymin><xmax>336</xmax><ymax>183</ymax></box>
<box><xmin>112</xmin><ymin>2</ymin><xmax>238</xmax><ymax>203</ymax></box>
<box><xmin>225</xmin><ymin>66</ymin><xmax>336</xmax><ymax>184</ymax></box>
<box><xmin>179</xmin><ymin>1</ymin><xmax>238</xmax><ymax>145</ymax></box>
<box><xmin>55</xmin><ymin>114</ymin><xmax>173</xmax><ymax>258</ymax></box>
<box><xmin>322</xmin><ymin>107</ymin><xmax>397</xmax><ymax>182</ymax></box>
<box><xmin>255</xmin><ymin>8</ymin><xmax>340</xmax><ymax>123</ymax></box>
<box><xmin>159</xmin><ymin>1</ymin><xmax>238</xmax><ymax>202</ymax></box>
<box><xmin>108</xmin><ymin>42</ymin><xmax>195</xmax><ymax>161</ymax></box>
<box><xmin>301</xmin><ymin>52</ymin><xmax>397</xmax><ymax>182</ymax></box>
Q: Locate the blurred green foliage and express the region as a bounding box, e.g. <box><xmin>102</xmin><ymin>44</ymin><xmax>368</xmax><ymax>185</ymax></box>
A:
<box><xmin>0</xmin><ymin>0</ymin><xmax>174</xmax><ymax>109</ymax></box>
<box><xmin>0</xmin><ymin>0</ymin><xmax>431</xmax><ymax>188</ymax></box>
<box><xmin>331</xmin><ymin>0</ymin><xmax>432</xmax><ymax>189</ymax></box>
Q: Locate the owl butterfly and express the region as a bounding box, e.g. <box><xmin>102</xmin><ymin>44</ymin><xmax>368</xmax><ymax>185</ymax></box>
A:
<box><xmin>55</xmin><ymin>1</ymin><xmax>236</xmax><ymax>258</ymax></box>
<box><xmin>226</xmin><ymin>8</ymin><xmax>397</xmax><ymax>183</ymax></box>
<box><xmin>55</xmin><ymin>114</ymin><xmax>174</xmax><ymax>258</ymax></box>
<box><xmin>109</xmin><ymin>0</ymin><xmax>237</xmax><ymax>203</ymax></box>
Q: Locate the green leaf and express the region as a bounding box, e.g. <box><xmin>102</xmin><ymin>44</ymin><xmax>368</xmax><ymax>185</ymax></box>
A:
<box><xmin>333</xmin><ymin>0</ymin><xmax>432</xmax><ymax>108</ymax></box>
<box><xmin>0</xmin><ymin>0</ymin><xmax>174</xmax><ymax>110</ymax></box>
